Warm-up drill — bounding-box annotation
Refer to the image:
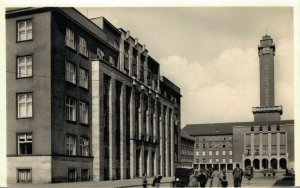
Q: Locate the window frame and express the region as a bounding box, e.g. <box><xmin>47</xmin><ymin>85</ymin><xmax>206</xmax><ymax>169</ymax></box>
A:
<box><xmin>17</xmin><ymin>168</ymin><xmax>32</xmax><ymax>183</ymax></box>
<box><xmin>17</xmin><ymin>19</ymin><xmax>33</xmax><ymax>42</ymax></box>
<box><xmin>17</xmin><ymin>133</ymin><xmax>33</xmax><ymax>155</ymax></box>
<box><xmin>65</xmin><ymin>61</ymin><xmax>77</xmax><ymax>85</ymax></box>
<box><xmin>65</xmin><ymin>96</ymin><xmax>77</xmax><ymax>122</ymax></box>
<box><xmin>80</xmin><ymin>136</ymin><xmax>89</xmax><ymax>156</ymax></box>
<box><xmin>65</xmin><ymin>27</ymin><xmax>76</xmax><ymax>50</ymax></box>
<box><xmin>78</xmin><ymin>36</ymin><xmax>88</xmax><ymax>57</ymax></box>
<box><xmin>66</xmin><ymin>134</ymin><xmax>77</xmax><ymax>156</ymax></box>
<box><xmin>79</xmin><ymin>67</ymin><xmax>89</xmax><ymax>90</ymax></box>
<box><xmin>79</xmin><ymin>101</ymin><xmax>89</xmax><ymax>124</ymax></box>
<box><xmin>16</xmin><ymin>55</ymin><xmax>33</xmax><ymax>79</ymax></box>
<box><xmin>67</xmin><ymin>168</ymin><xmax>77</xmax><ymax>182</ymax></box>
<box><xmin>17</xmin><ymin>92</ymin><xmax>33</xmax><ymax>119</ymax></box>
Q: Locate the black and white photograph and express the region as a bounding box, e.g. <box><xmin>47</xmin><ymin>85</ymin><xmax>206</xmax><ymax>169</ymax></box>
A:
<box><xmin>1</xmin><ymin>0</ymin><xmax>299</xmax><ymax>187</ymax></box>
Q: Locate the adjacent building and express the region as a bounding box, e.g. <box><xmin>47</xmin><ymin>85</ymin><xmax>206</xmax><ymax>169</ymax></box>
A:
<box><xmin>179</xmin><ymin>129</ymin><xmax>194</xmax><ymax>168</ymax></box>
<box><xmin>6</xmin><ymin>7</ymin><xmax>181</xmax><ymax>184</ymax></box>
<box><xmin>183</xmin><ymin>34</ymin><xmax>294</xmax><ymax>172</ymax></box>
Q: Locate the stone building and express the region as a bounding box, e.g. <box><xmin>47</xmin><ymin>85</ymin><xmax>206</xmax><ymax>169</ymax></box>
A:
<box><xmin>183</xmin><ymin>34</ymin><xmax>294</xmax><ymax>172</ymax></box>
<box><xmin>179</xmin><ymin>129</ymin><xmax>194</xmax><ymax>168</ymax></box>
<box><xmin>6</xmin><ymin>7</ymin><xmax>181</xmax><ymax>183</ymax></box>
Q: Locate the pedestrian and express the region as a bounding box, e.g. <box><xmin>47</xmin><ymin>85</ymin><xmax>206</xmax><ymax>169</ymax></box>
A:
<box><xmin>188</xmin><ymin>170</ymin><xmax>199</xmax><ymax>187</ymax></box>
<box><xmin>220</xmin><ymin>171</ymin><xmax>228</xmax><ymax>188</ymax></box>
<box><xmin>290</xmin><ymin>168</ymin><xmax>295</xmax><ymax>177</ymax></box>
<box><xmin>211</xmin><ymin>168</ymin><xmax>221</xmax><ymax>187</ymax></box>
<box><xmin>198</xmin><ymin>170</ymin><xmax>207</xmax><ymax>188</ymax></box>
<box><xmin>233</xmin><ymin>164</ymin><xmax>243</xmax><ymax>188</ymax></box>
<box><xmin>142</xmin><ymin>172</ymin><xmax>147</xmax><ymax>188</ymax></box>
<box><xmin>272</xmin><ymin>169</ymin><xmax>276</xmax><ymax>179</ymax></box>
<box><xmin>152</xmin><ymin>175</ymin><xmax>162</xmax><ymax>187</ymax></box>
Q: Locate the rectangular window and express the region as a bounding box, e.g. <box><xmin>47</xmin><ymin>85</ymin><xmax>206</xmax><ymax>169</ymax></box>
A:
<box><xmin>17</xmin><ymin>169</ymin><xmax>32</xmax><ymax>183</ymax></box>
<box><xmin>254</xmin><ymin>134</ymin><xmax>259</xmax><ymax>146</ymax></box>
<box><xmin>245</xmin><ymin>134</ymin><xmax>251</xmax><ymax>147</ymax></box>
<box><xmin>79</xmin><ymin>101</ymin><xmax>88</xmax><ymax>124</ymax></box>
<box><xmin>203</xmin><ymin>158</ymin><xmax>206</xmax><ymax>163</ymax></box>
<box><xmin>271</xmin><ymin>133</ymin><xmax>277</xmax><ymax>146</ymax></box>
<box><xmin>195</xmin><ymin>144</ymin><xmax>199</xmax><ymax>149</ymax></box>
<box><xmin>216</xmin><ymin>159</ymin><xmax>219</xmax><ymax>163</ymax></box>
<box><xmin>79</xmin><ymin>68</ymin><xmax>88</xmax><ymax>89</ymax></box>
<box><xmin>263</xmin><ymin>134</ymin><xmax>268</xmax><ymax>146</ymax></box>
<box><xmin>97</xmin><ymin>47</ymin><xmax>105</xmax><ymax>60</ymax></box>
<box><xmin>229</xmin><ymin>159</ymin><xmax>232</xmax><ymax>163</ymax></box>
<box><xmin>202</xmin><ymin>151</ymin><xmax>206</xmax><ymax>156</ymax></box>
<box><xmin>68</xmin><ymin>168</ymin><xmax>77</xmax><ymax>182</ymax></box>
<box><xmin>222</xmin><ymin>151</ymin><xmax>226</xmax><ymax>155</ymax></box>
<box><xmin>215</xmin><ymin>151</ymin><xmax>219</xmax><ymax>156</ymax></box>
<box><xmin>17</xmin><ymin>93</ymin><xmax>32</xmax><ymax>118</ymax></box>
<box><xmin>66</xmin><ymin>61</ymin><xmax>76</xmax><ymax>84</ymax></box>
<box><xmin>66</xmin><ymin>97</ymin><xmax>76</xmax><ymax>121</ymax></box>
<box><xmin>79</xmin><ymin>36</ymin><xmax>88</xmax><ymax>57</ymax></box>
<box><xmin>17</xmin><ymin>20</ymin><xmax>32</xmax><ymax>41</ymax></box>
<box><xmin>215</xmin><ymin>143</ymin><xmax>219</xmax><ymax>148</ymax></box>
<box><xmin>17</xmin><ymin>133</ymin><xmax>32</xmax><ymax>155</ymax></box>
<box><xmin>203</xmin><ymin>144</ymin><xmax>206</xmax><ymax>149</ymax></box>
<box><xmin>17</xmin><ymin>56</ymin><xmax>32</xmax><ymax>78</ymax></box>
<box><xmin>65</xmin><ymin>27</ymin><xmax>76</xmax><ymax>49</ymax></box>
<box><xmin>229</xmin><ymin>150</ymin><xmax>232</xmax><ymax>155</ymax></box>
<box><xmin>80</xmin><ymin>137</ymin><xmax>89</xmax><ymax>156</ymax></box>
<box><xmin>209</xmin><ymin>159</ymin><xmax>212</xmax><ymax>163</ymax></box>
<box><xmin>209</xmin><ymin>151</ymin><xmax>212</xmax><ymax>156</ymax></box>
<box><xmin>280</xmin><ymin>133</ymin><xmax>286</xmax><ymax>146</ymax></box>
<box><xmin>222</xmin><ymin>159</ymin><xmax>226</xmax><ymax>163</ymax></box>
<box><xmin>195</xmin><ymin>151</ymin><xmax>199</xmax><ymax>156</ymax></box>
<box><xmin>209</xmin><ymin>143</ymin><xmax>213</xmax><ymax>148</ymax></box>
<box><xmin>81</xmin><ymin>169</ymin><xmax>89</xmax><ymax>181</ymax></box>
<box><xmin>66</xmin><ymin>135</ymin><xmax>76</xmax><ymax>155</ymax></box>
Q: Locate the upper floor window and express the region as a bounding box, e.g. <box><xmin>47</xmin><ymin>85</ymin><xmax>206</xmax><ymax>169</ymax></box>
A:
<box><xmin>80</xmin><ymin>137</ymin><xmax>89</xmax><ymax>156</ymax></box>
<box><xmin>65</xmin><ymin>27</ymin><xmax>76</xmax><ymax>49</ymax></box>
<box><xmin>17</xmin><ymin>133</ymin><xmax>32</xmax><ymax>155</ymax></box>
<box><xmin>17</xmin><ymin>93</ymin><xmax>32</xmax><ymax>118</ymax></box>
<box><xmin>97</xmin><ymin>47</ymin><xmax>105</xmax><ymax>60</ymax></box>
<box><xmin>79</xmin><ymin>68</ymin><xmax>88</xmax><ymax>89</ymax></box>
<box><xmin>215</xmin><ymin>151</ymin><xmax>219</xmax><ymax>156</ymax></box>
<box><xmin>66</xmin><ymin>135</ymin><xmax>76</xmax><ymax>155</ymax></box>
<box><xmin>66</xmin><ymin>61</ymin><xmax>76</xmax><ymax>84</ymax></box>
<box><xmin>209</xmin><ymin>151</ymin><xmax>212</xmax><ymax>156</ymax></box>
<box><xmin>66</xmin><ymin>97</ymin><xmax>76</xmax><ymax>121</ymax></box>
<box><xmin>229</xmin><ymin>150</ymin><xmax>232</xmax><ymax>155</ymax></box>
<box><xmin>17</xmin><ymin>169</ymin><xmax>32</xmax><ymax>183</ymax></box>
<box><xmin>79</xmin><ymin>36</ymin><xmax>88</xmax><ymax>57</ymax></box>
<box><xmin>17</xmin><ymin>20</ymin><xmax>32</xmax><ymax>41</ymax></box>
<box><xmin>202</xmin><ymin>151</ymin><xmax>206</xmax><ymax>156</ymax></box>
<box><xmin>17</xmin><ymin>56</ymin><xmax>32</xmax><ymax>78</ymax></box>
<box><xmin>222</xmin><ymin>150</ymin><xmax>226</xmax><ymax>155</ymax></box>
<box><xmin>79</xmin><ymin>101</ymin><xmax>88</xmax><ymax>124</ymax></box>
<box><xmin>195</xmin><ymin>151</ymin><xmax>199</xmax><ymax>156</ymax></box>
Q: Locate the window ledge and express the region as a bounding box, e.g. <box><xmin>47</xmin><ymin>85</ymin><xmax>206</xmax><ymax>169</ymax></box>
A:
<box><xmin>17</xmin><ymin>39</ymin><xmax>33</xmax><ymax>43</ymax></box>
<box><xmin>79</xmin><ymin>85</ymin><xmax>89</xmax><ymax>91</ymax></box>
<box><xmin>17</xmin><ymin>117</ymin><xmax>33</xmax><ymax>119</ymax></box>
<box><xmin>66</xmin><ymin>120</ymin><xmax>77</xmax><ymax>125</ymax></box>
<box><xmin>16</xmin><ymin>76</ymin><xmax>33</xmax><ymax>80</ymax></box>
<box><xmin>80</xmin><ymin>123</ymin><xmax>89</xmax><ymax>127</ymax></box>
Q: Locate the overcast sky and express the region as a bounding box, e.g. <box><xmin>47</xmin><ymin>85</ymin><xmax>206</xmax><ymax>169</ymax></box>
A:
<box><xmin>77</xmin><ymin>7</ymin><xmax>293</xmax><ymax>127</ymax></box>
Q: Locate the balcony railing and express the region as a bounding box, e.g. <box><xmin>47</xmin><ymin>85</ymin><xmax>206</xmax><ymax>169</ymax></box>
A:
<box><xmin>130</xmin><ymin>133</ymin><xmax>159</xmax><ymax>144</ymax></box>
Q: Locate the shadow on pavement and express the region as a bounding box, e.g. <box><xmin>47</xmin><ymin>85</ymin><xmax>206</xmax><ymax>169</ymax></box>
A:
<box><xmin>273</xmin><ymin>177</ymin><xmax>295</xmax><ymax>187</ymax></box>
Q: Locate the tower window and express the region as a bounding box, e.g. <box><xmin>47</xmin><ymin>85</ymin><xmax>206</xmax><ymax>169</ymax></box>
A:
<box><xmin>17</xmin><ymin>133</ymin><xmax>32</xmax><ymax>155</ymax></box>
<box><xmin>17</xmin><ymin>20</ymin><xmax>32</xmax><ymax>41</ymax></box>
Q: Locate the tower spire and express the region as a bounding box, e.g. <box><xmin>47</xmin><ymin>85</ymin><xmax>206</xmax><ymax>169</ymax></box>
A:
<box><xmin>266</xmin><ymin>27</ymin><xmax>268</xmax><ymax>35</ymax></box>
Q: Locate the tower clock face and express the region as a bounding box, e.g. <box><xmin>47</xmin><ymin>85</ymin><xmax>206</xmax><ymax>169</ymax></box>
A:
<box><xmin>262</xmin><ymin>47</ymin><xmax>270</xmax><ymax>54</ymax></box>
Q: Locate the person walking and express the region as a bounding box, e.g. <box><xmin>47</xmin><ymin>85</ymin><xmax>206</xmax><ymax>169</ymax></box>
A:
<box><xmin>142</xmin><ymin>172</ymin><xmax>148</xmax><ymax>188</ymax></box>
<box><xmin>220</xmin><ymin>171</ymin><xmax>228</xmax><ymax>188</ymax></box>
<box><xmin>198</xmin><ymin>170</ymin><xmax>207</xmax><ymax>187</ymax></box>
<box><xmin>233</xmin><ymin>164</ymin><xmax>243</xmax><ymax>188</ymax></box>
<box><xmin>188</xmin><ymin>170</ymin><xmax>199</xmax><ymax>187</ymax></box>
<box><xmin>152</xmin><ymin>175</ymin><xmax>162</xmax><ymax>187</ymax></box>
<box><xmin>211</xmin><ymin>168</ymin><xmax>221</xmax><ymax>187</ymax></box>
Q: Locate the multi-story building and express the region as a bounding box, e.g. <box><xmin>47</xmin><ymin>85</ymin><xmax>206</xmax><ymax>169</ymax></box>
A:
<box><xmin>6</xmin><ymin>7</ymin><xmax>181</xmax><ymax>184</ymax></box>
<box><xmin>179</xmin><ymin>129</ymin><xmax>194</xmax><ymax>168</ymax></box>
<box><xmin>183</xmin><ymin>34</ymin><xmax>294</xmax><ymax>172</ymax></box>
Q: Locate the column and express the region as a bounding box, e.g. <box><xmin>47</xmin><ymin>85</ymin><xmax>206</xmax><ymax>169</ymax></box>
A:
<box><xmin>276</xmin><ymin>132</ymin><xmax>280</xmax><ymax>169</ymax></box>
<box><xmin>251</xmin><ymin>133</ymin><xmax>254</xmax><ymax>156</ymax></box>
<box><xmin>159</xmin><ymin>104</ymin><xmax>165</xmax><ymax>176</ymax></box>
<box><xmin>165</xmin><ymin>107</ymin><xmax>170</xmax><ymax>177</ymax></box>
<box><xmin>146</xmin><ymin>98</ymin><xmax>151</xmax><ymax>176</ymax></box>
<box><xmin>109</xmin><ymin>79</ymin><xmax>116</xmax><ymax>180</ymax></box>
<box><xmin>130</xmin><ymin>89</ymin><xmax>136</xmax><ymax>178</ymax></box>
<box><xmin>170</xmin><ymin>109</ymin><xmax>175</xmax><ymax>176</ymax></box>
<box><xmin>91</xmin><ymin>61</ymin><xmax>101</xmax><ymax>181</ymax></box>
<box><xmin>153</xmin><ymin>100</ymin><xmax>158</xmax><ymax>176</ymax></box>
<box><xmin>139</xmin><ymin>94</ymin><xmax>145</xmax><ymax>177</ymax></box>
<box><xmin>268</xmin><ymin>132</ymin><xmax>271</xmax><ymax>157</ymax></box>
<box><xmin>120</xmin><ymin>84</ymin><xmax>127</xmax><ymax>179</ymax></box>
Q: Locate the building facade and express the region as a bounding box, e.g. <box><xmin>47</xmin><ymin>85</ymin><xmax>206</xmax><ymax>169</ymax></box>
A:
<box><xmin>6</xmin><ymin>7</ymin><xmax>181</xmax><ymax>184</ymax></box>
<box><xmin>179</xmin><ymin>130</ymin><xmax>194</xmax><ymax>168</ymax></box>
<box><xmin>183</xmin><ymin>34</ymin><xmax>294</xmax><ymax>172</ymax></box>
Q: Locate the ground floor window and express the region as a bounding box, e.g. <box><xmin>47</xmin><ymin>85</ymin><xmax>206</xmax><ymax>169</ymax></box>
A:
<box><xmin>68</xmin><ymin>169</ymin><xmax>77</xmax><ymax>182</ymax></box>
<box><xmin>81</xmin><ymin>169</ymin><xmax>89</xmax><ymax>181</ymax></box>
<box><xmin>17</xmin><ymin>169</ymin><xmax>32</xmax><ymax>183</ymax></box>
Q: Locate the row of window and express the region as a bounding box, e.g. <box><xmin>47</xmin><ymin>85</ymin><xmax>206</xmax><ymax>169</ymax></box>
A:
<box><xmin>195</xmin><ymin>150</ymin><xmax>232</xmax><ymax>157</ymax></box>
<box><xmin>65</xmin><ymin>61</ymin><xmax>89</xmax><ymax>89</ymax></box>
<box><xmin>17</xmin><ymin>93</ymin><xmax>88</xmax><ymax>124</ymax></box>
<box><xmin>195</xmin><ymin>136</ymin><xmax>232</xmax><ymax>142</ymax></box>
<box><xmin>195</xmin><ymin>158</ymin><xmax>233</xmax><ymax>164</ymax></box>
<box><xmin>17</xmin><ymin>168</ymin><xmax>90</xmax><ymax>183</ymax></box>
<box><xmin>196</xmin><ymin>142</ymin><xmax>232</xmax><ymax>149</ymax></box>
<box><xmin>65</xmin><ymin>27</ymin><xmax>88</xmax><ymax>57</ymax></box>
<box><xmin>17</xmin><ymin>133</ymin><xmax>89</xmax><ymax>156</ymax></box>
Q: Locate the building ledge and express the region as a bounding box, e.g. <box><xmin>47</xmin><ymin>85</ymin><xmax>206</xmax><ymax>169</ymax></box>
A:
<box><xmin>252</xmin><ymin>105</ymin><xmax>283</xmax><ymax>115</ymax></box>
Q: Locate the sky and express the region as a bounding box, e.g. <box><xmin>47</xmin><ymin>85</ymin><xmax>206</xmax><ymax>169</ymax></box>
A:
<box><xmin>78</xmin><ymin>7</ymin><xmax>294</xmax><ymax>127</ymax></box>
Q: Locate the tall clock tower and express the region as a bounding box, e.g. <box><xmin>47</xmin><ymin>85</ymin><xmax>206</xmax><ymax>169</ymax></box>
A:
<box><xmin>252</xmin><ymin>35</ymin><xmax>282</xmax><ymax>121</ymax></box>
